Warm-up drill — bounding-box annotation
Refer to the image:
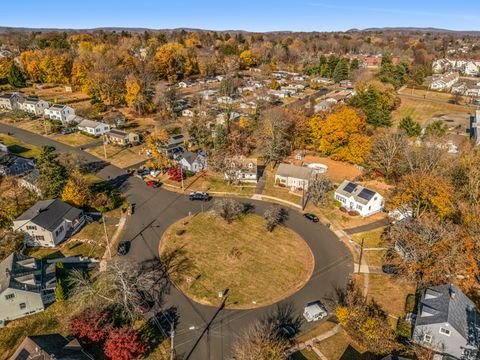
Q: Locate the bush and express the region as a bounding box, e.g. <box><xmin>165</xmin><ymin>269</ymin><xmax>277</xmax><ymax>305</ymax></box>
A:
<box><xmin>213</xmin><ymin>199</ymin><xmax>245</xmax><ymax>223</ymax></box>
<box><xmin>348</xmin><ymin>210</ymin><xmax>359</xmax><ymax>216</ymax></box>
<box><xmin>340</xmin><ymin>207</ymin><xmax>348</xmax><ymax>213</ymax></box>
<box><xmin>176</xmin><ymin>229</ymin><xmax>186</xmax><ymax>236</ymax></box>
<box><xmin>70</xmin><ymin>307</ymin><xmax>112</xmax><ymax>342</ymax></box>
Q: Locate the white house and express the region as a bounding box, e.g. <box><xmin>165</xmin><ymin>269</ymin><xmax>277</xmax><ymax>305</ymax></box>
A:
<box><xmin>18</xmin><ymin>97</ymin><xmax>49</xmax><ymax>116</ymax></box>
<box><xmin>275</xmin><ymin>163</ymin><xmax>313</xmax><ymax>191</ymax></box>
<box><xmin>429</xmin><ymin>72</ymin><xmax>459</xmax><ymax>91</ymax></box>
<box><xmin>0</xmin><ymin>92</ymin><xmax>22</xmax><ymax>110</ymax></box>
<box><xmin>178</xmin><ymin>151</ymin><xmax>207</xmax><ymax>173</ymax></box>
<box><xmin>13</xmin><ymin>199</ymin><xmax>86</xmax><ymax>247</ymax></box>
<box><xmin>224</xmin><ymin>157</ymin><xmax>258</xmax><ymax>183</ymax></box>
<box><xmin>182</xmin><ymin>109</ymin><xmax>195</xmax><ymax>117</ymax></box>
<box><xmin>77</xmin><ymin>119</ymin><xmax>110</xmax><ymax>136</ymax></box>
<box><xmin>44</xmin><ymin>104</ymin><xmax>75</xmax><ymax>124</ymax></box>
<box><xmin>334</xmin><ymin>180</ymin><xmax>384</xmax><ymax>217</ymax></box>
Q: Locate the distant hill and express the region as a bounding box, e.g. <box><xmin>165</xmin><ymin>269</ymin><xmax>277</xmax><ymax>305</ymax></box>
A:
<box><xmin>350</xmin><ymin>27</ymin><xmax>480</xmax><ymax>35</ymax></box>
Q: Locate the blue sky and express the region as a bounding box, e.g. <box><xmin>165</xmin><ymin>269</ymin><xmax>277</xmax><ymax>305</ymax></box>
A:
<box><xmin>1</xmin><ymin>1</ymin><xmax>479</xmax><ymax>32</ymax></box>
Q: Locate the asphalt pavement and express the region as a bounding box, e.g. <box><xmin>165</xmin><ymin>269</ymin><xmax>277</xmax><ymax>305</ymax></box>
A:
<box><xmin>0</xmin><ymin>122</ymin><xmax>353</xmax><ymax>360</ymax></box>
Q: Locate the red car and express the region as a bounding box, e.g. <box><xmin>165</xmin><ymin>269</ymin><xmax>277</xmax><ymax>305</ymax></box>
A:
<box><xmin>146</xmin><ymin>180</ymin><xmax>161</xmax><ymax>188</ymax></box>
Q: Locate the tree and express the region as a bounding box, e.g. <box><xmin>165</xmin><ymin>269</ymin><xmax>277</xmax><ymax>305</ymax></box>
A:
<box><xmin>310</xmin><ymin>106</ymin><xmax>371</xmax><ymax>165</ymax></box>
<box><xmin>230</xmin><ymin>319</ymin><xmax>289</xmax><ymax>360</ymax></box>
<box><xmin>213</xmin><ymin>199</ymin><xmax>245</xmax><ymax>224</ymax></box>
<box><xmin>61</xmin><ymin>171</ymin><xmax>92</xmax><ymax>208</ymax></box>
<box><xmin>0</xmin><ymin>230</ymin><xmax>24</xmax><ymax>261</ymax></box>
<box><xmin>425</xmin><ymin>120</ymin><xmax>448</xmax><ymax>138</ymax></box>
<box><xmin>7</xmin><ymin>64</ymin><xmax>25</xmax><ymax>87</ymax></box>
<box><xmin>263</xmin><ymin>206</ymin><xmax>286</xmax><ymax>232</ymax></box>
<box><xmin>239</xmin><ymin>50</ymin><xmax>256</xmax><ymax>69</ymax></box>
<box><xmin>399</xmin><ymin>116</ymin><xmax>421</xmax><ymax>137</ymax></box>
<box><xmin>364</xmin><ymin>131</ymin><xmax>408</xmax><ymax>181</ymax></box>
<box><xmin>0</xmin><ymin>176</ymin><xmax>38</xmax><ymax>229</ymax></box>
<box><xmin>336</xmin><ymin>285</ymin><xmax>399</xmax><ymax>354</ymax></box>
<box><xmin>104</xmin><ymin>325</ymin><xmax>148</xmax><ymax>360</ymax></box>
<box><xmin>37</xmin><ymin>146</ymin><xmax>68</xmax><ymax>198</ymax></box>
<box><xmin>153</xmin><ymin>42</ymin><xmax>187</xmax><ymax>81</ymax></box>
<box><xmin>257</xmin><ymin>108</ymin><xmax>294</xmax><ymax>165</ymax></box>
<box><xmin>70</xmin><ymin>307</ymin><xmax>112</xmax><ymax>342</ymax></box>
<box><xmin>332</xmin><ymin>58</ymin><xmax>349</xmax><ymax>83</ymax></box>
<box><xmin>349</xmin><ymin>82</ymin><xmax>396</xmax><ymax>127</ymax></box>
<box><xmin>307</xmin><ymin>175</ymin><xmax>333</xmax><ymax>207</ymax></box>
<box><xmin>144</xmin><ymin>128</ymin><xmax>170</xmax><ymax>170</ymax></box>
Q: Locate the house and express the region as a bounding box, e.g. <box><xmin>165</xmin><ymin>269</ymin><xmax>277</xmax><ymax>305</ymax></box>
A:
<box><xmin>217</xmin><ymin>96</ymin><xmax>236</xmax><ymax>104</ymax></box>
<box><xmin>0</xmin><ymin>152</ymin><xmax>35</xmax><ymax>177</ymax></box>
<box><xmin>275</xmin><ymin>163</ymin><xmax>313</xmax><ymax>191</ymax></box>
<box><xmin>178</xmin><ymin>151</ymin><xmax>207</xmax><ymax>173</ymax></box>
<box><xmin>216</xmin><ymin>111</ymin><xmax>241</xmax><ymax>124</ymax></box>
<box><xmin>0</xmin><ymin>141</ymin><xmax>7</xmax><ymax>152</ymax></box>
<box><xmin>311</xmin><ymin>77</ymin><xmax>334</xmax><ymax>85</ymax></box>
<box><xmin>105</xmin><ymin>129</ymin><xmax>139</xmax><ymax>146</ymax></box>
<box><xmin>468</xmin><ymin>110</ymin><xmax>480</xmax><ymax>146</ymax></box>
<box><xmin>429</xmin><ymin>72</ymin><xmax>460</xmax><ymax>91</ymax></box>
<box><xmin>0</xmin><ymin>92</ymin><xmax>22</xmax><ymax>110</ymax></box>
<box><xmin>339</xmin><ymin>80</ymin><xmax>353</xmax><ymax>87</ymax></box>
<box><xmin>77</xmin><ymin>119</ymin><xmax>110</xmax><ymax>136</ymax></box>
<box><xmin>18</xmin><ymin>97</ymin><xmax>49</xmax><ymax>116</ymax></box>
<box><xmin>10</xmin><ymin>334</ymin><xmax>93</xmax><ymax>360</ymax></box>
<box><xmin>314</xmin><ymin>98</ymin><xmax>337</xmax><ymax>113</ymax></box>
<box><xmin>200</xmin><ymin>89</ymin><xmax>217</xmax><ymax>100</ymax></box>
<box><xmin>0</xmin><ymin>253</ymin><xmax>56</xmax><ymax>327</ymax></box>
<box><xmin>160</xmin><ymin>134</ymin><xmax>185</xmax><ymax>154</ymax></box>
<box><xmin>182</xmin><ymin>109</ymin><xmax>195</xmax><ymax>117</ymax></box>
<box><xmin>334</xmin><ymin>180</ymin><xmax>384</xmax><ymax>217</ymax></box>
<box><xmin>412</xmin><ymin>284</ymin><xmax>479</xmax><ymax>359</ymax></box>
<box><xmin>224</xmin><ymin>157</ymin><xmax>258</xmax><ymax>183</ymax></box>
<box><xmin>44</xmin><ymin>104</ymin><xmax>75</xmax><ymax>124</ymax></box>
<box><xmin>103</xmin><ymin>111</ymin><xmax>127</xmax><ymax>128</ymax></box>
<box><xmin>13</xmin><ymin>199</ymin><xmax>86</xmax><ymax>247</ymax></box>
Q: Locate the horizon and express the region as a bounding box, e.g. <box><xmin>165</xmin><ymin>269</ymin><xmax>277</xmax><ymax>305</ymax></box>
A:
<box><xmin>1</xmin><ymin>0</ymin><xmax>479</xmax><ymax>33</ymax></box>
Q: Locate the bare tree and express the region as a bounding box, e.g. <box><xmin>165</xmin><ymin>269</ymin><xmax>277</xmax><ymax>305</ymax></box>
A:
<box><xmin>263</xmin><ymin>206</ymin><xmax>287</xmax><ymax>232</ymax></box>
<box><xmin>213</xmin><ymin>199</ymin><xmax>245</xmax><ymax>223</ymax></box>
<box><xmin>307</xmin><ymin>175</ymin><xmax>333</xmax><ymax>207</ymax></box>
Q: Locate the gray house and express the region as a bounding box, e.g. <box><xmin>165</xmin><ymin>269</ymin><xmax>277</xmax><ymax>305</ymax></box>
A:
<box><xmin>413</xmin><ymin>284</ymin><xmax>479</xmax><ymax>359</ymax></box>
<box><xmin>178</xmin><ymin>151</ymin><xmax>207</xmax><ymax>173</ymax></box>
<box><xmin>0</xmin><ymin>152</ymin><xmax>36</xmax><ymax>178</ymax></box>
<box><xmin>13</xmin><ymin>199</ymin><xmax>85</xmax><ymax>247</ymax></box>
<box><xmin>10</xmin><ymin>334</ymin><xmax>93</xmax><ymax>360</ymax></box>
<box><xmin>0</xmin><ymin>253</ymin><xmax>56</xmax><ymax>327</ymax></box>
<box><xmin>0</xmin><ymin>92</ymin><xmax>22</xmax><ymax>110</ymax></box>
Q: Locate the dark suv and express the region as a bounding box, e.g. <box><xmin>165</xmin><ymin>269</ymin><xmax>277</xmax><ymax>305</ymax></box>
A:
<box><xmin>304</xmin><ymin>213</ymin><xmax>319</xmax><ymax>222</ymax></box>
<box><xmin>189</xmin><ymin>192</ymin><xmax>210</xmax><ymax>201</ymax></box>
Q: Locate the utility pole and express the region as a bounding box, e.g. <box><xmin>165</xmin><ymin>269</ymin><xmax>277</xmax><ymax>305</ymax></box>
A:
<box><xmin>180</xmin><ymin>166</ymin><xmax>184</xmax><ymax>191</ymax></box>
<box><xmin>103</xmin><ymin>134</ymin><xmax>108</xmax><ymax>159</ymax></box>
<box><xmin>358</xmin><ymin>237</ymin><xmax>364</xmax><ymax>274</ymax></box>
<box><xmin>170</xmin><ymin>323</ymin><xmax>175</xmax><ymax>360</ymax></box>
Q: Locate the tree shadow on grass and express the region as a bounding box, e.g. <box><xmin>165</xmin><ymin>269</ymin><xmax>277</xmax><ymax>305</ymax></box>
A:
<box><xmin>339</xmin><ymin>345</ymin><xmax>379</xmax><ymax>360</ymax></box>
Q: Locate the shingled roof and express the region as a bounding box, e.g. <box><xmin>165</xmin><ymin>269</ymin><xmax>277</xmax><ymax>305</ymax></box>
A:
<box><xmin>335</xmin><ymin>180</ymin><xmax>380</xmax><ymax>205</ymax></box>
<box><xmin>276</xmin><ymin>163</ymin><xmax>312</xmax><ymax>181</ymax></box>
<box><xmin>415</xmin><ymin>284</ymin><xmax>479</xmax><ymax>347</ymax></box>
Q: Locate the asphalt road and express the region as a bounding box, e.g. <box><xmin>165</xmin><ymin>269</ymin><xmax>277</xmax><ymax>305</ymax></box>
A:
<box><xmin>0</xmin><ymin>122</ymin><xmax>353</xmax><ymax>360</ymax></box>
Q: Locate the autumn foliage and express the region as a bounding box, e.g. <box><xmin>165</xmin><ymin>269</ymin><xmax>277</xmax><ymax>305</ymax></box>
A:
<box><xmin>104</xmin><ymin>325</ymin><xmax>148</xmax><ymax>360</ymax></box>
<box><xmin>69</xmin><ymin>307</ymin><xmax>112</xmax><ymax>342</ymax></box>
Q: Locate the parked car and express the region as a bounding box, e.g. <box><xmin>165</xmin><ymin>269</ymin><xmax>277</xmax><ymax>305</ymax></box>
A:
<box><xmin>117</xmin><ymin>241</ymin><xmax>131</xmax><ymax>256</ymax></box>
<box><xmin>150</xmin><ymin>170</ymin><xmax>161</xmax><ymax>177</ymax></box>
<box><xmin>189</xmin><ymin>192</ymin><xmax>211</xmax><ymax>201</ymax></box>
<box><xmin>146</xmin><ymin>180</ymin><xmax>161</xmax><ymax>188</ymax></box>
<box><xmin>136</xmin><ymin>291</ymin><xmax>154</xmax><ymax>314</ymax></box>
<box><xmin>304</xmin><ymin>213</ymin><xmax>319</xmax><ymax>222</ymax></box>
<box><xmin>303</xmin><ymin>301</ymin><xmax>328</xmax><ymax>322</ymax></box>
<box><xmin>382</xmin><ymin>264</ymin><xmax>399</xmax><ymax>275</ymax></box>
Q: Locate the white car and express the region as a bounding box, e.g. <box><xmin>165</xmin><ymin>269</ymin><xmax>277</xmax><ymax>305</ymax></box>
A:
<box><xmin>303</xmin><ymin>302</ymin><xmax>328</xmax><ymax>322</ymax></box>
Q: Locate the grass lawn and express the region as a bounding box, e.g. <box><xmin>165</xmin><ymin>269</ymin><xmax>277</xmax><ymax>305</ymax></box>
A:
<box><xmin>392</xmin><ymin>95</ymin><xmax>472</xmax><ymax>126</ymax></box>
<box><xmin>315</xmin><ymin>329</ymin><xmax>377</xmax><ymax>360</ymax></box>
<box><xmin>0</xmin><ymin>133</ymin><xmax>41</xmax><ymax>159</ymax></box>
<box><xmin>290</xmin><ymin>349</ymin><xmax>320</xmax><ymax>360</ymax></box>
<box><xmin>160</xmin><ymin>212</ymin><xmax>314</xmax><ymax>309</ymax></box>
<box><xmin>51</xmin><ymin>132</ymin><xmax>99</xmax><ymax>147</ymax></box>
<box><xmin>261</xmin><ymin>166</ymin><xmax>303</xmax><ymax>205</ymax></box>
<box><xmin>86</xmin><ymin>144</ymin><xmax>146</xmax><ymax>168</ymax></box>
<box><xmin>351</xmin><ymin>228</ymin><xmax>386</xmax><ymax>248</ymax></box>
<box><xmin>297</xmin><ymin>321</ymin><xmax>337</xmax><ymax>343</ymax></box>
<box><xmin>367</xmin><ymin>274</ymin><xmax>416</xmax><ymax>318</ymax></box>
<box><xmin>0</xmin><ymin>300</ymin><xmax>73</xmax><ymax>358</ymax></box>
<box><xmin>364</xmin><ymin>250</ymin><xmax>385</xmax><ymax>267</ymax></box>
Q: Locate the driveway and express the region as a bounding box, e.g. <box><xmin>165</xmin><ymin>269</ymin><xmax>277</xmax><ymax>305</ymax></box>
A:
<box><xmin>0</xmin><ymin>122</ymin><xmax>353</xmax><ymax>360</ymax></box>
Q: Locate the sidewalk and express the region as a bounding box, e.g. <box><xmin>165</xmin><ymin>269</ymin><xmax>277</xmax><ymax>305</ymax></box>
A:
<box><xmin>100</xmin><ymin>211</ymin><xmax>127</xmax><ymax>271</ymax></box>
<box><xmin>288</xmin><ymin>324</ymin><xmax>341</xmax><ymax>359</ymax></box>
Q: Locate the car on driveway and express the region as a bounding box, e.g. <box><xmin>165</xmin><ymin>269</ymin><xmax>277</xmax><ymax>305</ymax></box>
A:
<box><xmin>382</xmin><ymin>264</ymin><xmax>399</xmax><ymax>275</ymax></box>
<box><xmin>303</xmin><ymin>301</ymin><xmax>328</xmax><ymax>322</ymax></box>
<box><xmin>146</xmin><ymin>180</ymin><xmax>161</xmax><ymax>188</ymax></box>
<box><xmin>304</xmin><ymin>213</ymin><xmax>319</xmax><ymax>222</ymax></box>
<box><xmin>117</xmin><ymin>241</ymin><xmax>131</xmax><ymax>256</ymax></box>
<box><xmin>189</xmin><ymin>192</ymin><xmax>210</xmax><ymax>201</ymax></box>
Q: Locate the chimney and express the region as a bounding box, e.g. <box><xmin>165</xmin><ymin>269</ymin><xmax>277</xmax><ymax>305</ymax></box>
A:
<box><xmin>450</xmin><ymin>289</ymin><xmax>456</xmax><ymax>300</ymax></box>
<box><xmin>5</xmin><ymin>268</ymin><xmax>10</xmax><ymax>277</ymax></box>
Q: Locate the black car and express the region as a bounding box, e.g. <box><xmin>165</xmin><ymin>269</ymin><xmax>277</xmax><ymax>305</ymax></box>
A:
<box><xmin>189</xmin><ymin>192</ymin><xmax>210</xmax><ymax>201</ymax></box>
<box><xmin>382</xmin><ymin>264</ymin><xmax>399</xmax><ymax>275</ymax></box>
<box><xmin>117</xmin><ymin>241</ymin><xmax>131</xmax><ymax>256</ymax></box>
<box><xmin>304</xmin><ymin>213</ymin><xmax>319</xmax><ymax>222</ymax></box>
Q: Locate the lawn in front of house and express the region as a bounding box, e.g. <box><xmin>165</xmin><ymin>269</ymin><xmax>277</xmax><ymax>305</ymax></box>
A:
<box><xmin>86</xmin><ymin>143</ymin><xmax>147</xmax><ymax>168</ymax></box>
<box><xmin>351</xmin><ymin>228</ymin><xmax>386</xmax><ymax>248</ymax></box>
<box><xmin>160</xmin><ymin>212</ymin><xmax>314</xmax><ymax>309</ymax></box>
<box><xmin>50</xmin><ymin>132</ymin><xmax>100</xmax><ymax>147</ymax></box>
<box><xmin>315</xmin><ymin>328</ymin><xmax>377</xmax><ymax>360</ymax></box>
<box><xmin>296</xmin><ymin>320</ymin><xmax>337</xmax><ymax>343</ymax></box>
<box><xmin>261</xmin><ymin>165</ymin><xmax>303</xmax><ymax>205</ymax></box>
<box><xmin>0</xmin><ymin>133</ymin><xmax>41</xmax><ymax>159</ymax></box>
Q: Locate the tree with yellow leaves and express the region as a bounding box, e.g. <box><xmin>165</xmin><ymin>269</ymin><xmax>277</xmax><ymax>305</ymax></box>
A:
<box><xmin>144</xmin><ymin>128</ymin><xmax>170</xmax><ymax>170</ymax></box>
<box><xmin>310</xmin><ymin>105</ymin><xmax>371</xmax><ymax>164</ymax></box>
<box><xmin>239</xmin><ymin>50</ymin><xmax>256</xmax><ymax>69</ymax></box>
<box><xmin>153</xmin><ymin>43</ymin><xmax>187</xmax><ymax>82</ymax></box>
<box><xmin>61</xmin><ymin>171</ymin><xmax>92</xmax><ymax>208</ymax></box>
<box><xmin>125</xmin><ymin>76</ymin><xmax>141</xmax><ymax>109</ymax></box>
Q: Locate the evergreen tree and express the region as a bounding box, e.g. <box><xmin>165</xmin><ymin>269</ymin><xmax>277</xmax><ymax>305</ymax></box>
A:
<box><xmin>37</xmin><ymin>146</ymin><xmax>68</xmax><ymax>198</ymax></box>
<box><xmin>399</xmin><ymin>116</ymin><xmax>422</xmax><ymax>137</ymax></box>
<box><xmin>7</xmin><ymin>64</ymin><xmax>25</xmax><ymax>88</ymax></box>
<box><xmin>333</xmin><ymin>59</ymin><xmax>350</xmax><ymax>83</ymax></box>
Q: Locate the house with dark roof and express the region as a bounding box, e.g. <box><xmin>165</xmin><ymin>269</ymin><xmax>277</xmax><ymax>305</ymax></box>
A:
<box><xmin>0</xmin><ymin>92</ymin><xmax>22</xmax><ymax>110</ymax></box>
<box><xmin>105</xmin><ymin>129</ymin><xmax>140</xmax><ymax>146</ymax></box>
<box><xmin>275</xmin><ymin>163</ymin><xmax>313</xmax><ymax>191</ymax></box>
<box><xmin>334</xmin><ymin>180</ymin><xmax>384</xmax><ymax>217</ymax></box>
<box><xmin>0</xmin><ymin>253</ymin><xmax>56</xmax><ymax>327</ymax></box>
<box><xmin>224</xmin><ymin>156</ymin><xmax>258</xmax><ymax>183</ymax></box>
<box><xmin>44</xmin><ymin>104</ymin><xmax>75</xmax><ymax>124</ymax></box>
<box><xmin>413</xmin><ymin>284</ymin><xmax>479</xmax><ymax>359</ymax></box>
<box><xmin>0</xmin><ymin>152</ymin><xmax>35</xmax><ymax>178</ymax></box>
<box><xmin>18</xmin><ymin>97</ymin><xmax>49</xmax><ymax>116</ymax></box>
<box><xmin>13</xmin><ymin>199</ymin><xmax>85</xmax><ymax>247</ymax></box>
<box><xmin>178</xmin><ymin>151</ymin><xmax>207</xmax><ymax>173</ymax></box>
<box><xmin>10</xmin><ymin>333</ymin><xmax>93</xmax><ymax>360</ymax></box>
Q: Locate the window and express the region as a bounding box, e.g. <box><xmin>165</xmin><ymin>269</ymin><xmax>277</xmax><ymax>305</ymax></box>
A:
<box><xmin>423</xmin><ymin>334</ymin><xmax>432</xmax><ymax>343</ymax></box>
<box><xmin>26</xmin><ymin>225</ymin><xmax>37</xmax><ymax>231</ymax></box>
<box><xmin>19</xmin><ymin>303</ymin><xmax>26</xmax><ymax>310</ymax></box>
<box><xmin>439</xmin><ymin>327</ymin><xmax>451</xmax><ymax>336</ymax></box>
<box><xmin>356</xmin><ymin>204</ymin><xmax>363</xmax><ymax>210</ymax></box>
<box><xmin>35</xmin><ymin>235</ymin><xmax>45</xmax><ymax>241</ymax></box>
<box><xmin>5</xmin><ymin>293</ymin><xmax>15</xmax><ymax>300</ymax></box>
